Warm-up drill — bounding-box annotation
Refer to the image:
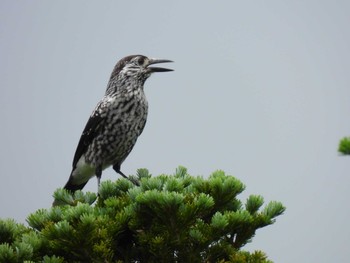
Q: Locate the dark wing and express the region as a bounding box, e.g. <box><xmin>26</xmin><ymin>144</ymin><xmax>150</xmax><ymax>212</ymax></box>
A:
<box><xmin>72</xmin><ymin>104</ymin><xmax>105</xmax><ymax>169</ymax></box>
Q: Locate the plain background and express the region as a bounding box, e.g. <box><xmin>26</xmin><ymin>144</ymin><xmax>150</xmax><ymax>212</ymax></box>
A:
<box><xmin>1</xmin><ymin>1</ymin><xmax>349</xmax><ymax>262</ymax></box>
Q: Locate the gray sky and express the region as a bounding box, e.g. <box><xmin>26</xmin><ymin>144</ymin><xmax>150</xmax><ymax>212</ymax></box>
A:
<box><xmin>1</xmin><ymin>1</ymin><xmax>349</xmax><ymax>262</ymax></box>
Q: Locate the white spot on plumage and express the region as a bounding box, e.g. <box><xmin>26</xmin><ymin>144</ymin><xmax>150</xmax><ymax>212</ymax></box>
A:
<box><xmin>71</xmin><ymin>156</ymin><xmax>98</xmax><ymax>185</ymax></box>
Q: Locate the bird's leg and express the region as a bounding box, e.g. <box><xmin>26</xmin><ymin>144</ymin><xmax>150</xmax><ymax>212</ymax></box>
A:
<box><xmin>113</xmin><ymin>164</ymin><xmax>140</xmax><ymax>186</ymax></box>
<box><xmin>96</xmin><ymin>166</ymin><xmax>102</xmax><ymax>194</ymax></box>
<box><xmin>113</xmin><ymin>164</ymin><xmax>127</xmax><ymax>179</ymax></box>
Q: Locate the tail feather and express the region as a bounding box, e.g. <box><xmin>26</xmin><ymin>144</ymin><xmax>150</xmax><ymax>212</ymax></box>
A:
<box><xmin>63</xmin><ymin>164</ymin><xmax>96</xmax><ymax>192</ymax></box>
<box><xmin>63</xmin><ymin>176</ymin><xmax>88</xmax><ymax>192</ymax></box>
<box><xmin>52</xmin><ymin>172</ymin><xmax>91</xmax><ymax>206</ymax></box>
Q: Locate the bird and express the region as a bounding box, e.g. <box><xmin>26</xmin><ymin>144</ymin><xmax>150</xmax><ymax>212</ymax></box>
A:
<box><xmin>59</xmin><ymin>55</ymin><xmax>173</xmax><ymax>193</ymax></box>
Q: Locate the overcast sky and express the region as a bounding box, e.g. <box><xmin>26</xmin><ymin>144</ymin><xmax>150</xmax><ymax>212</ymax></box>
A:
<box><xmin>1</xmin><ymin>1</ymin><xmax>350</xmax><ymax>262</ymax></box>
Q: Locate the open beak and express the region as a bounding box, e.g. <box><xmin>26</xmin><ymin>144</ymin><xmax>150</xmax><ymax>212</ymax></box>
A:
<box><xmin>147</xmin><ymin>58</ymin><xmax>174</xmax><ymax>72</ymax></box>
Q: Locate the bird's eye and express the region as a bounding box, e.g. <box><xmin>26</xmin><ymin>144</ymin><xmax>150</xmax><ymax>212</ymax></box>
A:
<box><xmin>137</xmin><ymin>57</ymin><xmax>145</xmax><ymax>66</ymax></box>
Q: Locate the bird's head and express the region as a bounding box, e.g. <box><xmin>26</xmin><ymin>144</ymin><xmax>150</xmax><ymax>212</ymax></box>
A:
<box><xmin>110</xmin><ymin>55</ymin><xmax>173</xmax><ymax>81</ymax></box>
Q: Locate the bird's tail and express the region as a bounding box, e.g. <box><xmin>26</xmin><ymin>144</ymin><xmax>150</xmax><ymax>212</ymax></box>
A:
<box><xmin>63</xmin><ymin>175</ymin><xmax>88</xmax><ymax>192</ymax></box>
<box><xmin>52</xmin><ymin>172</ymin><xmax>89</xmax><ymax>206</ymax></box>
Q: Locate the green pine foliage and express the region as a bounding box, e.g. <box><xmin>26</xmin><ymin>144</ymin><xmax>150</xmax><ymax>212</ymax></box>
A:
<box><xmin>0</xmin><ymin>167</ymin><xmax>285</xmax><ymax>262</ymax></box>
<box><xmin>338</xmin><ymin>137</ymin><xmax>350</xmax><ymax>155</ymax></box>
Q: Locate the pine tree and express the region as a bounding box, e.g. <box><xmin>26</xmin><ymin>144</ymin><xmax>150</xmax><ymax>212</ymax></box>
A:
<box><xmin>338</xmin><ymin>137</ymin><xmax>350</xmax><ymax>155</ymax></box>
<box><xmin>0</xmin><ymin>167</ymin><xmax>285</xmax><ymax>262</ymax></box>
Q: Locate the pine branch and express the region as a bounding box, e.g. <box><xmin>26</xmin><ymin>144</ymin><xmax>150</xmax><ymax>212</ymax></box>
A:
<box><xmin>1</xmin><ymin>167</ymin><xmax>285</xmax><ymax>262</ymax></box>
<box><xmin>338</xmin><ymin>137</ymin><xmax>350</xmax><ymax>155</ymax></box>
